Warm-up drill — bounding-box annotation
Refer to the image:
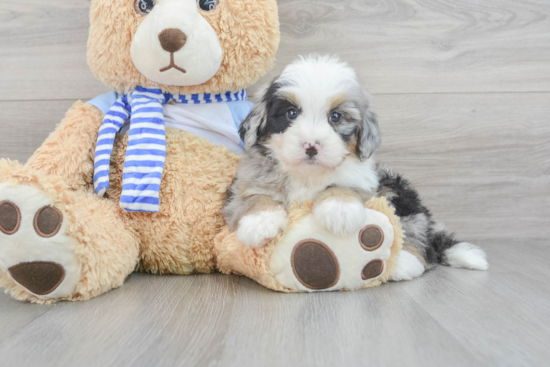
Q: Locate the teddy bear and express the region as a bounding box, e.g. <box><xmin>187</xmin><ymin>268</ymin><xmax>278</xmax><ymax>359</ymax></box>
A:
<box><xmin>0</xmin><ymin>0</ymin><xmax>403</xmax><ymax>303</ymax></box>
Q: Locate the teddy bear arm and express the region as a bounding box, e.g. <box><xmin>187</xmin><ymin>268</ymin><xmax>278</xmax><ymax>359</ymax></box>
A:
<box><xmin>25</xmin><ymin>101</ymin><xmax>104</xmax><ymax>191</ymax></box>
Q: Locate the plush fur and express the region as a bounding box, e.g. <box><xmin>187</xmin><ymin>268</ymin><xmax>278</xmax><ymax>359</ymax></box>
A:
<box><xmin>107</xmin><ymin>129</ymin><xmax>240</xmax><ymax>274</ymax></box>
<box><xmin>0</xmin><ymin>160</ymin><xmax>140</xmax><ymax>303</ymax></box>
<box><xmin>88</xmin><ymin>0</ymin><xmax>280</xmax><ymax>95</ymax></box>
<box><xmin>0</xmin><ymin>0</ymin><xmax>282</xmax><ymax>303</ymax></box>
<box><xmin>0</xmin><ymin>2</ymin><xmax>406</xmax><ymax>303</ymax></box>
<box><xmin>26</xmin><ymin>102</ymin><xmax>104</xmax><ymax>190</ymax></box>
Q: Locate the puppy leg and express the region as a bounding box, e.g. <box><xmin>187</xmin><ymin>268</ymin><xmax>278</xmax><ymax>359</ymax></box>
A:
<box><xmin>389</xmin><ymin>247</ymin><xmax>426</xmax><ymax>281</ymax></box>
<box><xmin>236</xmin><ymin>195</ymin><xmax>288</xmax><ymax>248</ymax></box>
<box><xmin>312</xmin><ymin>187</ymin><xmax>370</xmax><ymax>236</ymax></box>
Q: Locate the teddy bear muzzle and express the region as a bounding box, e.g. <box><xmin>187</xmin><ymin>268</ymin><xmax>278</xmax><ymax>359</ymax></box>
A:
<box><xmin>130</xmin><ymin>0</ymin><xmax>223</xmax><ymax>86</ymax></box>
<box><xmin>8</xmin><ymin>261</ymin><xmax>66</xmax><ymax>296</ymax></box>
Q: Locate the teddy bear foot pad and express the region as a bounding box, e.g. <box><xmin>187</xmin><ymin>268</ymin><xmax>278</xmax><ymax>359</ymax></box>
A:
<box><xmin>0</xmin><ymin>184</ymin><xmax>81</xmax><ymax>299</ymax></box>
<box><xmin>270</xmin><ymin>208</ymin><xmax>394</xmax><ymax>292</ymax></box>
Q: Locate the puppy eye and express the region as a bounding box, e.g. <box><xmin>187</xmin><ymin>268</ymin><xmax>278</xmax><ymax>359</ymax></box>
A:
<box><xmin>134</xmin><ymin>0</ymin><xmax>156</xmax><ymax>16</ymax></box>
<box><xmin>197</xmin><ymin>0</ymin><xmax>220</xmax><ymax>12</ymax></box>
<box><xmin>330</xmin><ymin>112</ymin><xmax>342</xmax><ymax>123</ymax></box>
<box><xmin>287</xmin><ymin>108</ymin><xmax>299</xmax><ymax>120</ymax></box>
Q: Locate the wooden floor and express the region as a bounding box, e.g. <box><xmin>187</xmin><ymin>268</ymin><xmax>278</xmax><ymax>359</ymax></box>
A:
<box><xmin>0</xmin><ymin>240</ymin><xmax>549</xmax><ymax>366</ymax></box>
<box><xmin>0</xmin><ymin>0</ymin><xmax>549</xmax><ymax>366</ymax></box>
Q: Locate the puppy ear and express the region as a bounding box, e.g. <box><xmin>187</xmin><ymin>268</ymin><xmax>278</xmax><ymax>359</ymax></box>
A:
<box><xmin>239</xmin><ymin>80</ymin><xmax>280</xmax><ymax>149</ymax></box>
<box><xmin>239</xmin><ymin>99</ymin><xmax>268</xmax><ymax>150</ymax></box>
<box><xmin>355</xmin><ymin>99</ymin><xmax>381</xmax><ymax>161</ymax></box>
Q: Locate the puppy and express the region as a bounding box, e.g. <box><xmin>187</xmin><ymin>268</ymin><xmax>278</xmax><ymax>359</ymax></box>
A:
<box><xmin>224</xmin><ymin>55</ymin><xmax>488</xmax><ymax>281</ymax></box>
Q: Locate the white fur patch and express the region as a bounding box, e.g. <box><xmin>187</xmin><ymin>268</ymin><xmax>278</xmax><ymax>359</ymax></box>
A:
<box><xmin>445</xmin><ymin>242</ymin><xmax>489</xmax><ymax>270</ymax></box>
<box><xmin>271</xmin><ymin>208</ymin><xmax>394</xmax><ymax>292</ymax></box>
<box><xmin>237</xmin><ymin>209</ymin><xmax>288</xmax><ymax>248</ymax></box>
<box><xmin>389</xmin><ymin>250</ymin><xmax>425</xmax><ymax>281</ymax></box>
<box><xmin>267</xmin><ymin>118</ymin><xmax>349</xmax><ymax>173</ymax></box>
<box><xmin>282</xmin><ymin>157</ymin><xmax>379</xmax><ymax>204</ymax></box>
<box><xmin>0</xmin><ymin>184</ymin><xmax>81</xmax><ymax>299</ymax></box>
<box><xmin>313</xmin><ymin>199</ymin><xmax>366</xmax><ymax>236</ymax></box>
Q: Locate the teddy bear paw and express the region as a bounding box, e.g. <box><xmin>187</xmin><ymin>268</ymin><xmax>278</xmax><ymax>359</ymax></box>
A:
<box><xmin>270</xmin><ymin>207</ymin><xmax>395</xmax><ymax>292</ymax></box>
<box><xmin>0</xmin><ymin>184</ymin><xmax>80</xmax><ymax>300</ymax></box>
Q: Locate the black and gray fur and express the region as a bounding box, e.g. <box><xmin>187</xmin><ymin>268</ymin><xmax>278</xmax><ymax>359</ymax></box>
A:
<box><xmin>376</xmin><ymin>164</ymin><xmax>461</xmax><ymax>268</ymax></box>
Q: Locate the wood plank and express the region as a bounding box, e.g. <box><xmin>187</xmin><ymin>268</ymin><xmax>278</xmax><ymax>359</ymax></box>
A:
<box><xmin>404</xmin><ymin>240</ymin><xmax>550</xmax><ymax>366</ymax></box>
<box><xmin>0</xmin><ymin>274</ymin><xmax>240</xmax><ymax>366</ymax></box>
<box><xmin>0</xmin><ymin>100</ymin><xmax>76</xmax><ymax>163</ymax></box>
<box><xmin>0</xmin><ymin>241</ymin><xmax>548</xmax><ymax>366</ymax></box>
<box><xmin>255</xmin><ymin>0</ymin><xmax>550</xmax><ymax>95</ymax></box>
<box><xmin>479</xmin><ymin>240</ymin><xmax>550</xmax><ymax>296</ymax></box>
<box><xmin>0</xmin><ymin>0</ymin><xmax>109</xmax><ymax>101</ymax></box>
<box><xmin>1</xmin><ymin>93</ymin><xmax>547</xmax><ymax>240</ymax></box>
<box><xmin>374</xmin><ymin>92</ymin><xmax>550</xmax><ymax>241</ymax></box>
<box><xmin>216</xmin><ymin>277</ymin><xmax>483</xmax><ymax>367</ymax></box>
<box><xmin>0</xmin><ymin>274</ymin><xmax>482</xmax><ymax>367</ymax></box>
<box><xmin>0</xmin><ymin>291</ymin><xmax>54</xmax><ymax>346</ymax></box>
<box><xmin>1</xmin><ymin>0</ymin><xmax>550</xmax><ymax>101</ymax></box>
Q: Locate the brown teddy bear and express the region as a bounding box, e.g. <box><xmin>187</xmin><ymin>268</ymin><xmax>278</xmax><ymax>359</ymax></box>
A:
<box><xmin>0</xmin><ymin>0</ymin><xmax>403</xmax><ymax>303</ymax></box>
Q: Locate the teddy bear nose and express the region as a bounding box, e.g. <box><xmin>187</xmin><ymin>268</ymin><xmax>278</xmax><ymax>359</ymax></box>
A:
<box><xmin>158</xmin><ymin>28</ymin><xmax>188</xmax><ymax>53</ymax></box>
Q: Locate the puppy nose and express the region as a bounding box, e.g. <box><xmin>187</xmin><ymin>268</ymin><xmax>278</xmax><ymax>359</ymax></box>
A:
<box><xmin>305</xmin><ymin>145</ymin><xmax>318</xmax><ymax>158</ymax></box>
<box><xmin>158</xmin><ymin>28</ymin><xmax>188</xmax><ymax>53</ymax></box>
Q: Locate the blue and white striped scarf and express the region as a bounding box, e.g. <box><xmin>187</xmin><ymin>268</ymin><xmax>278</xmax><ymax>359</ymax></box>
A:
<box><xmin>93</xmin><ymin>86</ymin><xmax>248</xmax><ymax>213</ymax></box>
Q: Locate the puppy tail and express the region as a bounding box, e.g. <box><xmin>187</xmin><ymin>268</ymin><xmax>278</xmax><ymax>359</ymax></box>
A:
<box><xmin>429</xmin><ymin>229</ymin><xmax>489</xmax><ymax>271</ymax></box>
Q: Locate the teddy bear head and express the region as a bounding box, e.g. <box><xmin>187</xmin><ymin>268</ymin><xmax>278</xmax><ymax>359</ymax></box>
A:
<box><xmin>87</xmin><ymin>0</ymin><xmax>280</xmax><ymax>95</ymax></box>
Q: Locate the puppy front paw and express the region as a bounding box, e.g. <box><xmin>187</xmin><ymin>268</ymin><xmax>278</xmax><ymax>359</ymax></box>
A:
<box><xmin>313</xmin><ymin>199</ymin><xmax>366</xmax><ymax>236</ymax></box>
<box><xmin>237</xmin><ymin>209</ymin><xmax>288</xmax><ymax>248</ymax></box>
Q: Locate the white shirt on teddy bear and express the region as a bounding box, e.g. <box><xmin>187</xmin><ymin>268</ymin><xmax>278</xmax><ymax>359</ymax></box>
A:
<box><xmin>87</xmin><ymin>91</ymin><xmax>250</xmax><ymax>155</ymax></box>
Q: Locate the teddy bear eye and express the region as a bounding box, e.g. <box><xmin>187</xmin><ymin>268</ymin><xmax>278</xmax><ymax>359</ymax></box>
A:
<box><xmin>134</xmin><ymin>0</ymin><xmax>156</xmax><ymax>16</ymax></box>
<box><xmin>197</xmin><ymin>0</ymin><xmax>219</xmax><ymax>12</ymax></box>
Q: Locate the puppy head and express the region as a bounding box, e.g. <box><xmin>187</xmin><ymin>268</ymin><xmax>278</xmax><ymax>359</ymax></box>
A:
<box><xmin>240</xmin><ymin>55</ymin><xmax>381</xmax><ymax>173</ymax></box>
<box><xmin>88</xmin><ymin>0</ymin><xmax>280</xmax><ymax>94</ymax></box>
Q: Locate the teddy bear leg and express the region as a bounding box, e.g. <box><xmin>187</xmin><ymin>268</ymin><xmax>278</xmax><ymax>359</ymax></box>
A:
<box><xmin>215</xmin><ymin>198</ymin><xmax>403</xmax><ymax>293</ymax></box>
<box><xmin>0</xmin><ymin>162</ymin><xmax>139</xmax><ymax>303</ymax></box>
<box><xmin>270</xmin><ymin>208</ymin><xmax>396</xmax><ymax>292</ymax></box>
<box><xmin>268</xmin><ymin>198</ymin><xmax>403</xmax><ymax>292</ymax></box>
